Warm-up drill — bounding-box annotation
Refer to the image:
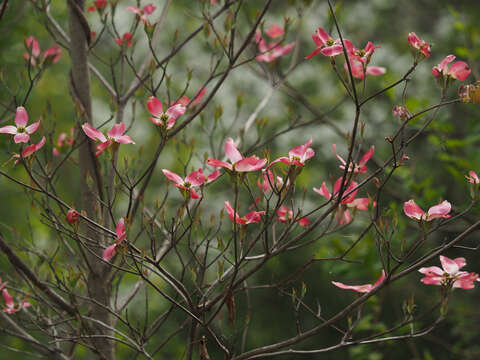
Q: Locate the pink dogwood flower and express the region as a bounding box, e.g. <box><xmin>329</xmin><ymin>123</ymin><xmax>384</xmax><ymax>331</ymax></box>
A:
<box><xmin>332</xmin><ymin>270</ymin><xmax>386</xmax><ymax>293</ymax></box>
<box><xmin>403</xmin><ymin>199</ymin><xmax>451</xmax><ymax>221</ymax></box>
<box><xmin>333</xmin><ymin>144</ymin><xmax>374</xmax><ymax>173</ymax></box>
<box><xmin>259</xmin><ymin>170</ymin><xmax>286</xmax><ymax>194</ymax></box>
<box><xmin>24</xmin><ymin>36</ymin><xmax>61</xmax><ymax>66</ymax></box>
<box><xmin>116</xmin><ymin>32</ymin><xmax>133</xmax><ymax>48</ymax></box>
<box><xmin>162</xmin><ymin>168</ymin><xmax>219</xmax><ymax>199</ymax></box>
<box><xmin>408</xmin><ymin>32</ymin><xmax>431</xmax><ymax>58</ymax></box>
<box><xmin>345</xmin><ymin>57</ymin><xmax>386</xmax><ymax>79</ymax></box>
<box><xmin>66</xmin><ymin>209</ymin><xmax>80</xmax><ymax>224</ymax></box>
<box><xmin>22</xmin><ymin>136</ymin><xmax>46</xmax><ymax>158</ymax></box>
<box><xmin>432</xmin><ymin>55</ymin><xmax>471</xmax><ymax>82</ymax></box>
<box><xmin>224</xmin><ymin>201</ymin><xmax>265</xmax><ymax>225</ymax></box>
<box><xmin>147</xmin><ymin>96</ymin><xmax>186</xmax><ymax>130</ymax></box>
<box><xmin>344</xmin><ymin>39</ymin><xmax>381</xmax><ymax>64</ymax></box>
<box><xmin>53</xmin><ymin>129</ymin><xmax>75</xmax><ymax>156</ymax></box>
<box><xmin>0</xmin><ymin>106</ymin><xmax>40</xmax><ymax>144</ymax></box>
<box><xmin>265</xmin><ymin>24</ymin><xmax>284</xmax><ymax>39</ymax></box>
<box><xmin>305</xmin><ymin>27</ymin><xmax>344</xmax><ymax>59</ymax></box>
<box><xmin>276</xmin><ymin>205</ymin><xmax>309</xmax><ymax>227</ymax></box>
<box><xmin>207</xmin><ymin>138</ymin><xmax>267</xmax><ymax>172</ymax></box>
<box><xmin>267</xmin><ymin>139</ymin><xmax>315</xmax><ymax>169</ymax></box>
<box><xmin>255</xmin><ymin>27</ymin><xmax>294</xmax><ymax>63</ymax></box>
<box><xmin>81</xmin><ymin>122</ymin><xmax>135</xmax><ymax>156</ymax></box>
<box><xmin>102</xmin><ymin>218</ymin><xmax>127</xmax><ymax>261</ymax></box>
<box><xmin>1</xmin><ymin>280</ymin><xmax>30</xmax><ymax>314</ymax></box>
<box><xmin>127</xmin><ymin>3</ymin><xmax>156</xmax><ymax>24</ymax></box>
<box><xmin>466</xmin><ymin>170</ymin><xmax>479</xmax><ymax>184</ymax></box>
<box><xmin>419</xmin><ymin>256</ymin><xmax>479</xmax><ymax>290</ymax></box>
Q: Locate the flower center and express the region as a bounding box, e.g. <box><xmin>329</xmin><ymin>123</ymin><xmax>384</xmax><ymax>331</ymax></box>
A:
<box><xmin>17</xmin><ymin>126</ymin><xmax>25</xmax><ymax>133</ymax></box>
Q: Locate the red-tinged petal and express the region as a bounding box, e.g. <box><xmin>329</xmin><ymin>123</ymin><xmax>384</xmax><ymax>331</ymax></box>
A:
<box><xmin>313</xmin><ymin>182</ymin><xmax>331</xmax><ymax>200</ymax></box>
<box><xmin>25</xmin><ymin>36</ymin><xmax>41</xmax><ymax>58</ymax></box>
<box><xmin>95</xmin><ymin>141</ymin><xmax>111</xmax><ymax>156</ymax></box>
<box><xmin>150</xmin><ymin>117</ymin><xmax>163</xmax><ymax>126</ymax></box>
<box><xmin>359</xmin><ymin>146</ymin><xmax>374</xmax><ymax>168</ymax></box>
<box><xmin>0</xmin><ymin>125</ymin><xmax>18</xmax><ymax>135</ymax></box>
<box><xmin>349</xmin><ymin>198</ymin><xmax>370</xmax><ymax>211</ymax></box>
<box><xmin>22</xmin><ymin>136</ymin><xmax>45</xmax><ymax>158</ymax></box>
<box><xmin>224</xmin><ymin>201</ymin><xmax>245</xmax><ymax>224</ymax></box>
<box><xmin>82</xmin><ymin>123</ymin><xmax>107</xmax><ymax>142</ymax></box>
<box><xmin>206</xmin><ymin>158</ymin><xmax>232</xmax><ymax>171</ymax></box>
<box><xmin>189</xmin><ymin>188</ymin><xmax>200</xmax><ymax>199</ymax></box>
<box><xmin>408</xmin><ymin>32</ymin><xmax>420</xmax><ymax>47</ymax></box>
<box><xmin>449</xmin><ymin>61</ymin><xmax>471</xmax><ymax>81</ymax></box>
<box><xmin>420</xmin><ymin>276</ymin><xmax>442</xmax><ymax>286</ymax></box>
<box><xmin>366</xmin><ymin>66</ymin><xmax>386</xmax><ymax>76</ymax></box>
<box><xmin>418</xmin><ymin>266</ymin><xmax>444</xmax><ymax>277</ymax></box>
<box><xmin>372</xmin><ymin>270</ymin><xmax>386</xmax><ymax>288</ymax></box>
<box><xmin>192</xmin><ymin>87</ymin><xmax>206</xmax><ymax>105</ymax></box>
<box><xmin>127</xmin><ymin>6</ymin><xmax>142</xmax><ymax>15</ymax></box>
<box><xmin>437</xmin><ymin>54</ymin><xmax>456</xmax><ymax>72</ymax></box>
<box><xmin>25</xmin><ymin>120</ymin><xmax>40</xmax><ymax>134</ymax></box>
<box><xmin>107</xmin><ymin>122</ymin><xmax>125</xmax><ymax>139</ymax></box>
<box><xmin>298</xmin><ymin>217</ymin><xmax>309</xmax><ymax>227</ymax></box>
<box><xmin>320</xmin><ymin>44</ymin><xmax>344</xmax><ymax>57</ymax></box>
<box><xmin>116</xmin><ymin>218</ymin><xmax>126</xmax><ymax>243</ymax></box>
<box><xmin>244</xmin><ymin>210</ymin><xmax>265</xmax><ymax>224</ymax></box>
<box><xmin>147</xmin><ymin>96</ymin><xmax>163</xmax><ymax>117</ymax></box>
<box><xmin>289</xmin><ymin>139</ymin><xmax>312</xmax><ymax>159</ymax></box>
<box><xmin>2</xmin><ymin>289</ymin><xmax>14</xmax><ymax>309</ymax></box>
<box><xmin>403</xmin><ymin>200</ymin><xmax>425</xmax><ymax>220</ymax></box>
<box><xmin>432</xmin><ymin>68</ymin><xmax>440</xmax><ymax>77</ymax></box>
<box><xmin>332</xmin><ymin>144</ymin><xmax>346</xmax><ymax>165</ymax></box>
<box><xmin>166</xmin><ymin>104</ymin><xmax>186</xmax><ymax>120</ymax></box>
<box><xmin>102</xmin><ymin>244</ymin><xmax>117</xmax><ymax>261</ymax></box>
<box><xmin>265</xmin><ymin>24</ymin><xmax>284</xmax><ymax>39</ymax></box>
<box><xmin>440</xmin><ymin>255</ymin><xmax>460</xmax><ymax>275</ymax></box>
<box><xmin>331</xmin><ymin>281</ymin><xmax>372</xmax><ymax>293</ymax></box>
<box><xmin>453</xmin><ymin>257</ymin><xmax>467</xmax><ymax>270</ymax></box>
<box><xmin>14</xmin><ymin>133</ymin><xmax>30</xmax><ymax>144</ymax></box>
<box><xmin>235</xmin><ymin>157</ymin><xmax>267</xmax><ymax>172</ymax></box>
<box><xmin>453</xmin><ymin>272</ymin><xmax>479</xmax><ymax>289</ymax></box>
<box><xmin>315</xmin><ymin>27</ymin><xmax>330</xmax><ymax>46</ymax></box>
<box><xmin>43</xmin><ymin>46</ymin><xmax>62</xmax><ymax>63</ymax></box>
<box><xmin>162</xmin><ymin>169</ymin><xmax>184</xmax><ymax>184</ymax></box>
<box><xmin>142</xmin><ymin>3</ymin><xmax>156</xmax><ymax>14</ymax></box>
<box><xmin>343</xmin><ymin>39</ymin><xmax>355</xmax><ymax>55</ymax></box>
<box><xmin>224</xmin><ymin>138</ymin><xmax>243</xmax><ymax>163</ymax></box>
<box><xmin>116</xmin><ymin>135</ymin><xmax>135</xmax><ymax>144</ymax></box>
<box><xmin>206</xmin><ymin>170</ymin><xmax>220</xmax><ymax>183</ymax></box>
<box><xmin>427</xmin><ymin>200</ymin><xmax>451</xmax><ymax>220</ymax></box>
<box><xmin>15</xmin><ymin>106</ymin><xmax>28</xmax><ymax>127</ymax></box>
<box><xmin>466</xmin><ymin>170</ymin><xmax>479</xmax><ymax>184</ymax></box>
<box><xmin>185</xmin><ymin>169</ymin><xmax>205</xmax><ymax>186</ymax></box>
<box><xmin>305</xmin><ymin>47</ymin><xmax>323</xmax><ymax>60</ymax></box>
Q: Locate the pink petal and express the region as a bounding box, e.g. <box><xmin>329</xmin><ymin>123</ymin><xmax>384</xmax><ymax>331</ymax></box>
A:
<box><xmin>320</xmin><ymin>44</ymin><xmax>344</xmax><ymax>57</ymax></box>
<box><xmin>102</xmin><ymin>244</ymin><xmax>117</xmax><ymax>261</ymax></box>
<box><xmin>313</xmin><ymin>182</ymin><xmax>331</xmax><ymax>200</ymax></box>
<box><xmin>358</xmin><ymin>146</ymin><xmax>375</xmax><ymax>168</ymax></box>
<box><xmin>147</xmin><ymin>97</ymin><xmax>163</xmax><ymax>117</ymax></box>
<box><xmin>418</xmin><ymin>266</ymin><xmax>444</xmax><ymax>277</ymax></box>
<box><xmin>0</xmin><ymin>125</ymin><xmax>18</xmax><ymax>135</ymax></box>
<box><xmin>42</xmin><ymin>46</ymin><xmax>62</xmax><ymax>63</ymax></box>
<box><xmin>427</xmin><ymin>200</ymin><xmax>451</xmax><ymax>220</ymax></box>
<box><xmin>116</xmin><ymin>218</ymin><xmax>126</xmax><ymax>243</ymax></box>
<box><xmin>298</xmin><ymin>217</ymin><xmax>309</xmax><ymax>227</ymax></box>
<box><xmin>95</xmin><ymin>140</ymin><xmax>111</xmax><ymax>156</ymax></box>
<box><xmin>244</xmin><ymin>210</ymin><xmax>265</xmax><ymax>224</ymax></box>
<box><xmin>14</xmin><ymin>106</ymin><xmax>28</xmax><ymax>127</ymax></box>
<box><xmin>438</xmin><ymin>54</ymin><xmax>456</xmax><ymax>72</ymax></box>
<box><xmin>314</xmin><ymin>27</ymin><xmax>330</xmax><ymax>46</ymax></box>
<box><xmin>440</xmin><ymin>255</ymin><xmax>459</xmax><ymax>275</ymax></box>
<box><xmin>162</xmin><ymin>169</ymin><xmax>184</xmax><ymax>184</ymax></box>
<box><xmin>305</xmin><ymin>47</ymin><xmax>323</xmax><ymax>60</ymax></box>
<box><xmin>372</xmin><ymin>270</ymin><xmax>386</xmax><ymax>288</ymax></box>
<box><xmin>107</xmin><ymin>122</ymin><xmax>125</xmax><ymax>139</ymax></box>
<box><xmin>408</xmin><ymin>32</ymin><xmax>420</xmax><ymax>48</ymax></box>
<box><xmin>166</xmin><ymin>104</ymin><xmax>186</xmax><ymax>120</ymax></box>
<box><xmin>127</xmin><ymin>6</ymin><xmax>142</xmax><ymax>15</ymax></box>
<box><xmin>25</xmin><ymin>36</ymin><xmax>40</xmax><ymax>57</ymax></box>
<box><xmin>142</xmin><ymin>3</ymin><xmax>156</xmax><ymax>15</ymax></box>
<box><xmin>332</xmin><ymin>144</ymin><xmax>346</xmax><ymax>166</ymax></box>
<box><xmin>336</xmin><ymin>208</ymin><xmax>352</xmax><ymax>225</ymax></box>
<box><xmin>206</xmin><ymin>170</ymin><xmax>220</xmax><ymax>183</ymax></box>
<box><xmin>420</xmin><ymin>276</ymin><xmax>442</xmax><ymax>286</ymax></box>
<box><xmin>234</xmin><ymin>156</ymin><xmax>267</xmax><ymax>172</ymax></box>
<box><xmin>14</xmin><ymin>133</ymin><xmax>30</xmax><ymax>144</ymax></box>
<box><xmin>224</xmin><ymin>201</ymin><xmax>245</xmax><ymax>224</ymax></box>
<box><xmin>265</xmin><ymin>24</ymin><xmax>284</xmax><ymax>39</ymax></box>
<box><xmin>185</xmin><ymin>169</ymin><xmax>205</xmax><ymax>186</ymax></box>
<box><xmin>189</xmin><ymin>188</ymin><xmax>200</xmax><ymax>199</ymax></box>
<box><xmin>206</xmin><ymin>158</ymin><xmax>233</xmax><ymax>171</ymax></box>
<box><xmin>2</xmin><ymin>289</ymin><xmax>14</xmax><ymax>309</ymax></box>
<box><xmin>25</xmin><ymin>120</ymin><xmax>40</xmax><ymax>134</ymax></box>
<box><xmin>224</xmin><ymin>138</ymin><xmax>243</xmax><ymax>163</ymax></box>
<box><xmin>366</xmin><ymin>66</ymin><xmax>386</xmax><ymax>76</ymax></box>
<box><xmin>453</xmin><ymin>257</ymin><xmax>467</xmax><ymax>270</ymax></box>
<box><xmin>403</xmin><ymin>200</ymin><xmax>425</xmax><ymax>220</ymax></box>
<box><xmin>192</xmin><ymin>87</ymin><xmax>207</xmax><ymax>105</ymax></box>
<box><xmin>331</xmin><ymin>281</ymin><xmax>372</xmax><ymax>293</ymax></box>
<box><xmin>22</xmin><ymin>136</ymin><xmax>46</xmax><ymax>157</ymax></box>
<box><xmin>349</xmin><ymin>197</ymin><xmax>370</xmax><ymax>211</ymax></box>
<box><xmin>449</xmin><ymin>61</ymin><xmax>471</xmax><ymax>81</ymax></box>
<box><xmin>82</xmin><ymin>123</ymin><xmax>107</xmax><ymax>142</ymax></box>
<box><xmin>466</xmin><ymin>170</ymin><xmax>479</xmax><ymax>184</ymax></box>
<box><xmin>115</xmin><ymin>135</ymin><xmax>135</xmax><ymax>144</ymax></box>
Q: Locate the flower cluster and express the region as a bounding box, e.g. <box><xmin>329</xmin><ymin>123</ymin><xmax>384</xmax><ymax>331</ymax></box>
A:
<box><xmin>419</xmin><ymin>256</ymin><xmax>479</xmax><ymax>290</ymax></box>
<box><xmin>162</xmin><ymin>168</ymin><xmax>219</xmax><ymax>199</ymax></box>
<box><xmin>24</xmin><ymin>36</ymin><xmax>62</xmax><ymax>67</ymax></box>
<box><xmin>103</xmin><ymin>219</ymin><xmax>127</xmax><ymax>261</ymax></box>
<box><xmin>403</xmin><ymin>199</ymin><xmax>451</xmax><ymax>222</ymax></box>
<box><xmin>81</xmin><ymin>122</ymin><xmax>135</xmax><ymax>156</ymax></box>
<box><xmin>255</xmin><ymin>24</ymin><xmax>295</xmax><ymax>63</ymax></box>
<box><xmin>0</xmin><ymin>280</ymin><xmax>30</xmax><ymax>314</ymax></box>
